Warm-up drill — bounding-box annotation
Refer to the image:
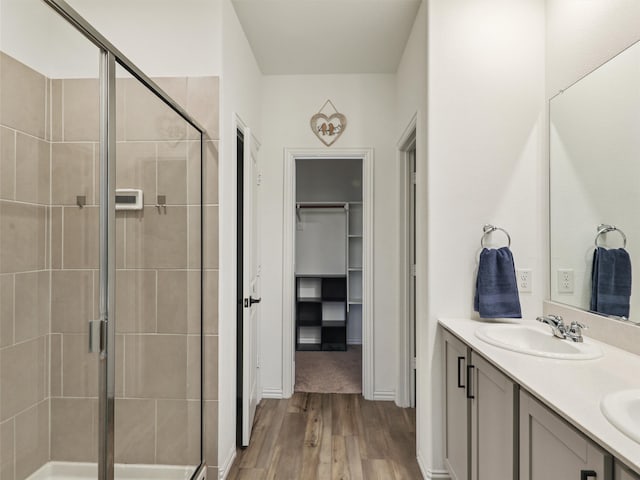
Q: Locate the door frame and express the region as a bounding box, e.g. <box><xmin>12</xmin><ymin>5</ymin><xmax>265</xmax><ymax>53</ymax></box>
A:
<box><xmin>397</xmin><ymin>114</ymin><xmax>417</xmax><ymax>408</ymax></box>
<box><xmin>282</xmin><ymin>148</ymin><xmax>374</xmax><ymax>399</ymax></box>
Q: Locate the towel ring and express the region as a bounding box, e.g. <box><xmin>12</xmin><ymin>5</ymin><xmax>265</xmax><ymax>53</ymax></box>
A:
<box><xmin>595</xmin><ymin>224</ymin><xmax>627</xmax><ymax>248</ymax></box>
<box><xmin>480</xmin><ymin>224</ymin><xmax>511</xmax><ymax>249</ymax></box>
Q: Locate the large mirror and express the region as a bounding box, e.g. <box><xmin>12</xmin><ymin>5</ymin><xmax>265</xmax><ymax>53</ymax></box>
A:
<box><xmin>550</xmin><ymin>39</ymin><xmax>640</xmax><ymax>323</ymax></box>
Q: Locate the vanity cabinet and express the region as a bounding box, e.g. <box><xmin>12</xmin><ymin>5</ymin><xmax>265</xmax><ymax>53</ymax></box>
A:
<box><xmin>470</xmin><ymin>352</ymin><xmax>516</xmax><ymax>480</ymax></box>
<box><xmin>444</xmin><ymin>330</ymin><xmax>516</xmax><ymax>480</ymax></box>
<box><xmin>520</xmin><ymin>390</ymin><xmax>612</xmax><ymax>480</ymax></box>
<box><xmin>616</xmin><ymin>462</ymin><xmax>640</xmax><ymax>480</ymax></box>
<box><xmin>444</xmin><ymin>331</ymin><xmax>469</xmax><ymax>480</ymax></box>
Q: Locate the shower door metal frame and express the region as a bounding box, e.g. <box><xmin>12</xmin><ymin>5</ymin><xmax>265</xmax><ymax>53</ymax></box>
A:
<box><xmin>41</xmin><ymin>1</ymin><xmax>207</xmax><ymax>479</ymax></box>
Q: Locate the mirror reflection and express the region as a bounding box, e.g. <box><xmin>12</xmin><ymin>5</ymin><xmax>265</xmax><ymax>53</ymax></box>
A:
<box><xmin>550</xmin><ymin>39</ymin><xmax>640</xmax><ymax>322</ymax></box>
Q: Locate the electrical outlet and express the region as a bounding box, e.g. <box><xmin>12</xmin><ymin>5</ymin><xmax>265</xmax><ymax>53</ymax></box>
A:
<box><xmin>557</xmin><ymin>269</ymin><xmax>574</xmax><ymax>293</ymax></box>
<box><xmin>517</xmin><ymin>269</ymin><xmax>532</xmax><ymax>293</ymax></box>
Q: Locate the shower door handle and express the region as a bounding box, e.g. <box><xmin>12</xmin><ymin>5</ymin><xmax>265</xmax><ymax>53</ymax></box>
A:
<box><xmin>88</xmin><ymin>319</ymin><xmax>105</xmax><ymax>353</ymax></box>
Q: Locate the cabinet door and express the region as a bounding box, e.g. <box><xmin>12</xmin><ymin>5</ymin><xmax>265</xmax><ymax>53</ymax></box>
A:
<box><xmin>616</xmin><ymin>461</ymin><xmax>640</xmax><ymax>480</ymax></box>
<box><xmin>520</xmin><ymin>390</ymin><xmax>612</xmax><ymax>480</ymax></box>
<box><xmin>444</xmin><ymin>330</ymin><xmax>469</xmax><ymax>480</ymax></box>
<box><xmin>470</xmin><ymin>352</ymin><xmax>516</xmax><ymax>480</ymax></box>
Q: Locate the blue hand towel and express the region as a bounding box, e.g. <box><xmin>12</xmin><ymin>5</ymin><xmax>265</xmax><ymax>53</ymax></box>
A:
<box><xmin>474</xmin><ymin>247</ymin><xmax>522</xmax><ymax>318</ymax></box>
<box><xmin>590</xmin><ymin>247</ymin><xmax>632</xmax><ymax>318</ymax></box>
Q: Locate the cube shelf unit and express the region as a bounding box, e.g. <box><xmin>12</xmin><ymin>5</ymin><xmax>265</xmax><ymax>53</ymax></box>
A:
<box><xmin>296</xmin><ymin>276</ymin><xmax>347</xmax><ymax>351</ymax></box>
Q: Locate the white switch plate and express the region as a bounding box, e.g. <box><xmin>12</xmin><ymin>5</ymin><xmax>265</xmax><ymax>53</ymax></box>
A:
<box><xmin>557</xmin><ymin>269</ymin><xmax>574</xmax><ymax>293</ymax></box>
<box><xmin>517</xmin><ymin>269</ymin><xmax>532</xmax><ymax>293</ymax></box>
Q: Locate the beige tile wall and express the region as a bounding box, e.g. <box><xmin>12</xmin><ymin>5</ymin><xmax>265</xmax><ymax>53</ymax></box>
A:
<box><xmin>47</xmin><ymin>74</ymin><xmax>220</xmax><ymax>471</ymax></box>
<box><xmin>0</xmin><ymin>50</ymin><xmax>219</xmax><ymax>478</ymax></box>
<box><xmin>0</xmin><ymin>52</ymin><xmax>51</xmax><ymax>480</ymax></box>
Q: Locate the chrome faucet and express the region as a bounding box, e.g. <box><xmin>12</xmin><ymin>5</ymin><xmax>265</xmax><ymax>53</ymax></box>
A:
<box><xmin>536</xmin><ymin>314</ymin><xmax>567</xmax><ymax>339</ymax></box>
<box><xmin>565</xmin><ymin>321</ymin><xmax>588</xmax><ymax>343</ymax></box>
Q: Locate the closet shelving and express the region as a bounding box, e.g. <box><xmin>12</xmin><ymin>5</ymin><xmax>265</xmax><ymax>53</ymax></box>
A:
<box><xmin>295</xmin><ymin>201</ymin><xmax>363</xmax><ymax>351</ymax></box>
<box><xmin>346</xmin><ymin>202</ymin><xmax>363</xmax><ymax>345</ymax></box>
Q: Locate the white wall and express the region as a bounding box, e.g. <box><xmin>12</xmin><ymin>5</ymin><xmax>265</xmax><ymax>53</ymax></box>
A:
<box><xmin>1</xmin><ymin>0</ymin><xmax>98</xmax><ymax>78</ymax></box>
<box><xmin>424</xmin><ymin>0</ymin><xmax>546</xmax><ymax>476</ymax></box>
<box><xmin>546</xmin><ymin>0</ymin><xmax>640</xmax><ymax>97</ymax></box>
<box><xmin>1</xmin><ymin>0</ymin><xmax>221</xmax><ymax>78</ymax></box>
<box><xmin>395</xmin><ymin>0</ymin><xmax>429</xmax><ymax>471</ymax></box>
<box><xmin>67</xmin><ymin>0</ymin><xmax>221</xmax><ymax>77</ymax></box>
<box><xmin>258</xmin><ymin>74</ymin><xmax>399</xmax><ymax>400</ymax></box>
<box><xmin>218</xmin><ymin>0</ymin><xmax>263</xmax><ymax>476</ymax></box>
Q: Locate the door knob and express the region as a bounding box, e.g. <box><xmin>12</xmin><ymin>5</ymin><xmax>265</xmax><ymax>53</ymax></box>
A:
<box><xmin>244</xmin><ymin>297</ymin><xmax>262</xmax><ymax>307</ymax></box>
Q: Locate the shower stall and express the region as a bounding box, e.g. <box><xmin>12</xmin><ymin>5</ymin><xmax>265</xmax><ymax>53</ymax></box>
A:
<box><xmin>0</xmin><ymin>0</ymin><xmax>208</xmax><ymax>479</ymax></box>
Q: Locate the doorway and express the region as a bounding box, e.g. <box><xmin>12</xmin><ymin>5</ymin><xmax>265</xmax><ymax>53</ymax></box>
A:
<box><xmin>293</xmin><ymin>158</ymin><xmax>363</xmax><ymax>394</ymax></box>
<box><xmin>282</xmin><ymin>148</ymin><xmax>374</xmax><ymax>399</ymax></box>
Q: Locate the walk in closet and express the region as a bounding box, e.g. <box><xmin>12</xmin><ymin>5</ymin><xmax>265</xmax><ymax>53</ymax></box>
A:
<box><xmin>294</xmin><ymin>159</ymin><xmax>363</xmax><ymax>352</ymax></box>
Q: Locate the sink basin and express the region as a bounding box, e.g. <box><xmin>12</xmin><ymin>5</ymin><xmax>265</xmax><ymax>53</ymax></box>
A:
<box><xmin>475</xmin><ymin>324</ymin><xmax>602</xmax><ymax>360</ymax></box>
<box><xmin>601</xmin><ymin>389</ymin><xmax>640</xmax><ymax>444</ymax></box>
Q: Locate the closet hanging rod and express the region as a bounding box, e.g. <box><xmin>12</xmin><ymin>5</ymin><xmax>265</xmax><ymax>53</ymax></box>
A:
<box><xmin>296</xmin><ymin>203</ymin><xmax>348</xmax><ymax>209</ymax></box>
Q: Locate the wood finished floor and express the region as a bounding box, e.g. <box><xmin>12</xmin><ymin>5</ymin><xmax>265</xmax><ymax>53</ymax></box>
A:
<box><xmin>227</xmin><ymin>393</ymin><xmax>423</xmax><ymax>480</ymax></box>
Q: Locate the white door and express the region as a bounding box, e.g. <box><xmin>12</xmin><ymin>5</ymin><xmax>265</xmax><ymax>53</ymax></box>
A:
<box><xmin>242</xmin><ymin>130</ymin><xmax>261</xmax><ymax>446</ymax></box>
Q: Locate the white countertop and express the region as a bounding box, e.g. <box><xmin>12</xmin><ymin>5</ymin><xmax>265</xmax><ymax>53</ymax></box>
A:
<box><xmin>439</xmin><ymin>317</ymin><xmax>640</xmax><ymax>474</ymax></box>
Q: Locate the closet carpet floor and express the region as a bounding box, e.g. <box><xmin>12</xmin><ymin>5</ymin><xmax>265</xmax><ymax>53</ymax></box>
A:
<box><xmin>295</xmin><ymin>345</ymin><xmax>362</xmax><ymax>394</ymax></box>
<box><xmin>227</xmin><ymin>393</ymin><xmax>422</xmax><ymax>480</ymax></box>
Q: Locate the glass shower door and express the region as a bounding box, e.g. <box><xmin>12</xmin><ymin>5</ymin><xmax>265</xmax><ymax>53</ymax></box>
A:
<box><xmin>1</xmin><ymin>1</ymin><xmax>204</xmax><ymax>478</ymax></box>
<box><xmin>112</xmin><ymin>64</ymin><xmax>202</xmax><ymax>479</ymax></box>
<box><xmin>0</xmin><ymin>0</ymin><xmax>102</xmax><ymax>477</ymax></box>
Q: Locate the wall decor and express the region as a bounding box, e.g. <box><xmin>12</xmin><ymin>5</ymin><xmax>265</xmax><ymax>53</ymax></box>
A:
<box><xmin>310</xmin><ymin>99</ymin><xmax>347</xmax><ymax>147</ymax></box>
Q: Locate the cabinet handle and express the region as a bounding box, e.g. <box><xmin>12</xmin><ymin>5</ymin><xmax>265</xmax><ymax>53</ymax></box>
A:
<box><xmin>580</xmin><ymin>471</ymin><xmax>597</xmax><ymax>480</ymax></box>
<box><xmin>466</xmin><ymin>365</ymin><xmax>475</xmax><ymax>399</ymax></box>
<box><xmin>457</xmin><ymin>356</ymin><xmax>465</xmax><ymax>388</ymax></box>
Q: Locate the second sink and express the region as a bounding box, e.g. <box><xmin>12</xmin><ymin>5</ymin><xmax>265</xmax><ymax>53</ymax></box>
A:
<box><xmin>601</xmin><ymin>389</ymin><xmax>640</xmax><ymax>444</ymax></box>
<box><xmin>475</xmin><ymin>324</ymin><xmax>603</xmax><ymax>360</ymax></box>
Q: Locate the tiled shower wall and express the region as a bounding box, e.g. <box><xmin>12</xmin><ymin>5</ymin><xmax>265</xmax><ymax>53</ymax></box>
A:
<box><xmin>0</xmin><ymin>51</ymin><xmax>219</xmax><ymax>478</ymax></box>
<box><xmin>0</xmin><ymin>52</ymin><xmax>52</xmax><ymax>480</ymax></box>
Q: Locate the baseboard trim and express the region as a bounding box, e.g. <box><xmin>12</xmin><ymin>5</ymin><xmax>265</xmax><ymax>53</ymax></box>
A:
<box><xmin>262</xmin><ymin>388</ymin><xmax>284</xmax><ymax>399</ymax></box>
<box><xmin>426</xmin><ymin>468</ymin><xmax>450</xmax><ymax>479</ymax></box>
<box><xmin>373</xmin><ymin>390</ymin><xmax>396</xmax><ymax>401</ymax></box>
<box><xmin>218</xmin><ymin>445</ymin><xmax>236</xmax><ymax>480</ymax></box>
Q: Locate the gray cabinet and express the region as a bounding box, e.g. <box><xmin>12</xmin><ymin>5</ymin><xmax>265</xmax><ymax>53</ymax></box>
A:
<box><xmin>520</xmin><ymin>390</ymin><xmax>612</xmax><ymax>480</ymax></box>
<box><xmin>444</xmin><ymin>330</ymin><xmax>469</xmax><ymax>480</ymax></box>
<box><xmin>470</xmin><ymin>352</ymin><xmax>516</xmax><ymax>480</ymax></box>
<box><xmin>616</xmin><ymin>462</ymin><xmax>640</xmax><ymax>480</ymax></box>
<box><xmin>444</xmin><ymin>332</ymin><xmax>516</xmax><ymax>480</ymax></box>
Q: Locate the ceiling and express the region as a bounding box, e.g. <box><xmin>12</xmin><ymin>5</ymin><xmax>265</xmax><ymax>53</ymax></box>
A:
<box><xmin>232</xmin><ymin>0</ymin><xmax>422</xmax><ymax>75</ymax></box>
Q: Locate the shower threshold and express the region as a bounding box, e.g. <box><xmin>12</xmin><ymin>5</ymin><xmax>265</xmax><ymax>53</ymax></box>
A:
<box><xmin>27</xmin><ymin>461</ymin><xmax>200</xmax><ymax>480</ymax></box>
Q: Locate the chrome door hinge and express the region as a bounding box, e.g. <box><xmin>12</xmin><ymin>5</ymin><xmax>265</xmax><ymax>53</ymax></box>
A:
<box><xmin>411</xmin><ymin>172</ymin><xmax>417</xmax><ymax>185</ymax></box>
<box><xmin>257</xmin><ymin>172</ymin><xmax>263</xmax><ymax>186</ymax></box>
<box><xmin>411</xmin><ymin>357</ymin><xmax>417</xmax><ymax>370</ymax></box>
<box><xmin>411</xmin><ymin>264</ymin><xmax>417</xmax><ymax>277</ymax></box>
